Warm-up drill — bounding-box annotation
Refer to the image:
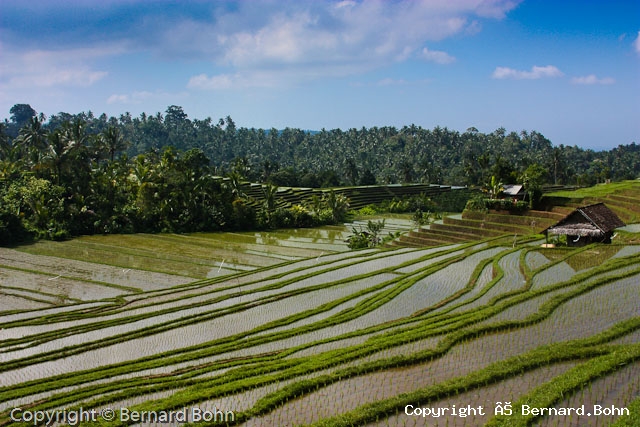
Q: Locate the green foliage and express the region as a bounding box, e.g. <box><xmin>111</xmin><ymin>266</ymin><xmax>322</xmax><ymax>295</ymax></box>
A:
<box><xmin>322</xmin><ymin>190</ymin><xmax>350</xmax><ymax>224</ymax></box>
<box><xmin>465</xmin><ymin>194</ymin><xmax>488</xmax><ymax>212</ymax></box>
<box><xmin>376</xmin><ymin>191</ymin><xmax>471</xmax><ymax>216</ymax></box>
<box><xmin>268</xmin><ymin>167</ymin><xmax>299</xmax><ymax>186</ymax></box>
<box><xmin>2</xmin><ymin>103</ymin><xmax>640</xmax><ymax>245</ymax></box>
<box><xmin>430</xmin><ymin>189</ymin><xmax>473</xmax><ymax>212</ymax></box>
<box><xmin>487</xmin><ymin>175</ymin><xmax>504</xmax><ymax>199</ymax></box>
<box><xmin>346</xmin><ymin>219</ymin><xmax>386</xmax><ymax>249</ymax></box>
<box><xmin>0</xmin><ymin>211</ymin><xmax>32</xmax><ymax>245</ymax></box>
<box><xmin>357</xmin><ymin>205</ymin><xmax>379</xmax><ymax>216</ymax></box>
<box><xmin>485</xmin><ymin>198</ymin><xmax>529</xmax><ymax>212</ymax></box>
<box><xmin>232</xmin><ymin>199</ymin><xmax>255</xmax><ymax>230</ymax></box>
<box><xmin>3</xmin><ymin>176</ymin><xmax>67</xmax><ymax>239</ymax></box>
<box><xmin>288</xmin><ymin>204</ymin><xmax>314</xmax><ymax>228</ymax></box>
<box><xmin>345</xmin><ymin>228</ymin><xmax>370</xmax><ymax>249</ymax></box>
<box><xmin>388</xmin><ymin>198</ymin><xmax>410</xmax><ymax>213</ymax></box>
<box><xmin>521</xmin><ymin>163</ymin><xmax>548</xmax><ymax>208</ymax></box>
<box><xmin>612</xmin><ymin>397</ymin><xmax>640</xmax><ymax>426</ymax></box>
<box><xmin>358</xmin><ymin>168</ymin><xmax>377</xmax><ymax>185</ymax></box>
<box><xmin>4</xmin><ymin>104</ymin><xmax>640</xmax><ymax>192</ymax></box>
<box><xmin>412</xmin><ymin>209</ymin><xmax>431</xmax><ymax>228</ymax></box>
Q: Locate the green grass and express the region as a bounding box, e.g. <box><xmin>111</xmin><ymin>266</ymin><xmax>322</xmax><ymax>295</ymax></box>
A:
<box><xmin>544</xmin><ymin>180</ymin><xmax>640</xmax><ymax>199</ymax></box>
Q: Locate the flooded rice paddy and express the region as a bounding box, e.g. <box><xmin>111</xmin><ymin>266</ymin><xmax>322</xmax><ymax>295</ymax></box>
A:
<box><xmin>0</xmin><ymin>219</ymin><xmax>638</xmax><ymax>426</ymax></box>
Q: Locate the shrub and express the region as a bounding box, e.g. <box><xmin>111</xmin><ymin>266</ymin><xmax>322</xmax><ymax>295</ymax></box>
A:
<box><xmin>272</xmin><ymin>208</ymin><xmax>293</xmax><ymax>228</ymax></box>
<box><xmin>431</xmin><ymin>190</ymin><xmax>474</xmax><ymax>212</ymax></box>
<box><xmin>0</xmin><ymin>211</ymin><xmax>32</xmax><ymax>245</ymax></box>
<box><xmin>412</xmin><ymin>209</ymin><xmax>431</xmax><ymax>228</ymax></box>
<box><xmin>485</xmin><ymin>198</ymin><xmax>528</xmax><ymax>212</ymax></box>
<box><xmin>357</xmin><ymin>205</ymin><xmax>378</xmax><ymax>216</ymax></box>
<box><xmin>232</xmin><ymin>199</ymin><xmax>257</xmax><ymax>230</ymax></box>
<box><xmin>289</xmin><ymin>205</ymin><xmax>314</xmax><ymax>228</ymax></box>
<box><xmin>404</xmin><ymin>194</ymin><xmax>436</xmax><ymax>212</ymax></box>
<box><xmin>346</xmin><ymin>229</ymin><xmax>370</xmax><ymax>249</ymax></box>
<box><xmin>346</xmin><ymin>219</ymin><xmax>386</xmax><ymax>249</ymax></box>
<box><xmin>465</xmin><ymin>194</ymin><xmax>488</xmax><ymax>212</ymax></box>
<box><xmin>316</xmin><ymin>208</ymin><xmax>334</xmax><ymax>225</ymax></box>
<box><xmin>388</xmin><ymin>198</ymin><xmax>410</xmax><ymax>213</ymax></box>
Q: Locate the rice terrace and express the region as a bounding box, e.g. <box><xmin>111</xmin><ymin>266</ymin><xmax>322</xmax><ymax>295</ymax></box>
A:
<box><xmin>1</xmin><ymin>181</ymin><xmax>640</xmax><ymax>427</ymax></box>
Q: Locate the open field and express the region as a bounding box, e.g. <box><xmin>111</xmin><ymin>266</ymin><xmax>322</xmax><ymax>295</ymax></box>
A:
<box><xmin>0</xmin><ymin>216</ymin><xmax>639</xmax><ymax>426</ymax></box>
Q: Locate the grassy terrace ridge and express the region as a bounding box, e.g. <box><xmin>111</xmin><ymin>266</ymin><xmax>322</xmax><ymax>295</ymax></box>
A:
<box><xmin>0</xmin><ymin>246</ymin><xmax>636</xmax><ymax>426</ymax></box>
<box><xmin>1</xmin><ymin>252</ymin><xmax>636</xmax><ymax>426</ymax></box>
<box><xmin>235</xmin><ymin>182</ymin><xmax>459</xmax><ymax>210</ymax></box>
<box><xmin>0</xmin><ymin>181</ymin><xmax>638</xmax><ymax>426</ymax></box>
<box><xmin>544</xmin><ymin>180</ymin><xmax>640</xmax><ymax>199</ymax></box>
<box><xmin>395</xmin><ymin>180</ymin><xmax>640</xmax><ymax>248</ymax></box>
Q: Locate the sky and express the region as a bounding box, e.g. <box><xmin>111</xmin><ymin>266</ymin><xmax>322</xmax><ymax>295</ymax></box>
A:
<box><xmin>0</xmin><ymin>0</ymin><xmax>638</xmax><ymax>150</ymax></box>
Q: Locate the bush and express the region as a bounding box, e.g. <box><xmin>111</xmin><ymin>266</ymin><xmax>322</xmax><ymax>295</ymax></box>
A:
<box><xmin>406</xmin><ymin>194</ymin><xmax>437</xmax><ymax>212</ymax></box>
<box><xmin>272</xmin><ymin>208</ymin><xmax>293</xmax><ymax>228</ymax></box>
<box><xmin>485</xmin><ymin>198</ymin><xmax>528</xmax><ymax>212</ymax></box>
<box><xmin>316</xmin><ymin>208</ymin><xmax>334</xmax><ymax>225</ymax></box>
<box><xmin>232</xmin><ymin>199</ymin><xmax>257</xmax><ymax>230</ymax></box>
<box><xmin>388</xmin><ymin>198</ymin><xmax>410</xmax><ymax>213</ymax></box>
<box><xmin>346</xmin><ymin>219</ymin><xmax>386</xmax><ymax>249</ymax></box>
<box><xmin>357</xmin><ymin>205</ymin><xmax>378</xmax><ymax>216</ymax></box>
<box><xmin>431</xmin><ymin>190</ymin><xmax>473</xmax><ymax>212</ymax></box>
<box><xmin>289</xmin><ymin>205</ymin><xmax>314</xmax><ymax>228</ymax></box>
<box><xmin>346</xmin><ymin>230</ymin><xmax>370</xmax><ymax>249</ymax></box>
<box><xmin>0</xmin><ymin>211</ymin><xmax>32</xmax><ymax>246</ymax></box>
<box><xmin>412</xmin><ymin>209</ymin><xmax>431</xmax><ymax>228</ymax></box>
<box><xmin>465</xmin><ymin>194</ymin><xmax>488</xmax><ymax>212</ymax></box>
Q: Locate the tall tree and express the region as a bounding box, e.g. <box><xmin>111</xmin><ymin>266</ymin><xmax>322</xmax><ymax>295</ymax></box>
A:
<box><xmin>14</xmin><ymin>115</ymin><xmax>48</xmax><ymax>168</ymax></box>
<box><xmin>520</xmin><ymin>163</ymin><xmax>548</xmax><ymax>208</ymax></box>
<box><xmin>101</xmin><ymin>125</ymin><xmax>129</xmax><ymax>162</ymax></box>
<box><xmin>8</xmin><ymin>104</ymin><xmax>36</xmax><ymax>137</ymax></box>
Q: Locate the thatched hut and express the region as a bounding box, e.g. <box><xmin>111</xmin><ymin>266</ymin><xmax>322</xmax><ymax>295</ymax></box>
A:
<box><xmin>502</xmin><ymin>184</ymin><xmax>525</xmax><ymax>199</ymax></box>
<box><xmin>543</xmin><ymin>203</ymin><xmax>625</xmax><ymax>247</ymax></box>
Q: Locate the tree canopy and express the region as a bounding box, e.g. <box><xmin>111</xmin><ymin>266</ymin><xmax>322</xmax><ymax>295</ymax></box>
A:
<box><xmin>1</xmin><ymin>104</ymin><xmax>638</xmax><ymax>245</ymax></box>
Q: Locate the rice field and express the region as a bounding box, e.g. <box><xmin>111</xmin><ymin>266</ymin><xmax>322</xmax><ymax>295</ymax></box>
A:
<box><xmin>0</xmin><ymin>223</ymin><xmax>638</xmax><ymax>427</ymax></box>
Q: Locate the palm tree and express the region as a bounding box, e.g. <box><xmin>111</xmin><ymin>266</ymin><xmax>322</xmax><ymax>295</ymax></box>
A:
<box><xmin>0</xmin><ymin>147</ymin><xmax>24</xmax><ymax>181</ymax></box>
<box><xmin>100</xmin><ymin>125</ymin><xmax>129</xmax><ymax>162</ymax></box>
<box><xmin>322</xmin><ymin>190</ymin><xmax>350</xmax><ymax>224</ymax></box>
<box><xmin>224</xmin><ymin>171</ymin><xmax>246</xmax><ymax>199</ymax></box>
<box><xmin>551</xmin><ymin>147</ymin><xmax>563</xmax><ymax>185</ymax></box>
<box><xmin>63</xmin><ymin>119</ymin><xmax>90</xmax><ymax>147</ymax></box>
<box><xmin>520</xmin><ymin>163</ymin><xmax>547</xmax><ymax>208</ymax></box>
<box><xmin>43</xmin><ymin>129</ymin><xmax>81</xmax><ymax>185</ymax></box>
<box><xmin>262</xmin><ymin>183</ymin><xmax>279</xmax><ymax>213</ymax></box>
<box><xmin>14</xmin><ymin>115</ymin><xmax>48</xmax><ymax>168</ymax></box>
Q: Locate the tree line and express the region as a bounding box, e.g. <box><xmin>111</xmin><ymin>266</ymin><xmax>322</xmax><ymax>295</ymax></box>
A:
<box><xmin>1</xmin><ymin>103</ymin><xmax>638</xmax><ymax>244</ymax></box>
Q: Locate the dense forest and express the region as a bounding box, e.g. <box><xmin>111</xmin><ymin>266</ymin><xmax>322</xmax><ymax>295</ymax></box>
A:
<box><xmin>1</xmin><ymin>103</ymin><xmax>639</xmax><ymax>244</ymax></box>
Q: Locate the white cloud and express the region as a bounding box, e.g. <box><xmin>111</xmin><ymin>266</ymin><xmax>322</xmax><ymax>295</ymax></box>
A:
<box><xmin>181</xmin><ymin>0</ymin><xmax>520</xmax><ymax>90</ymax></box>
<box><xmin>376</xmin><ymin>78</ymin><xmax>408</xmax><ymax>86</ymax></box>
<box><xmin>492</xmin><ymin>65</ymin><xmax>563</xmax><ymax>80</ymax></box>
<box><xmin>187</xmin><ymin>69</ymin><xmax>304</xmax><ymax>91</ymax></box>
<box><xmin>421</xmin><ymin>47</ymin><xmax>455</xmax><ymax>64</ymax></box>
<box><xmin>0</xmin><ymin>45</ymin><xmax>119</xmax><ymax>89</ymax></box>
<box><xmin>107</xmin><ymin>90</ymin><xmax>188</xmax><ymax>105</ymax></box>
<box><xmin>634</xmin><ymin>31</ymin><xmax>640</xmax><ymax>55</ymax></box>
<box><xmin>571</xmin><ymin>75</ymin><xmax>615</xmax><ymax>85</ymax></box>
<box><xmin>11</xmin><ymin>68</ymin><xmax>108</xmax><ymax>88</ymax></box>
<box><xmin>187</xmin><ymin>74</ymin><xmax>236</xmax><ymax>90</ymax></box>
<box><xmin>107</xmin><ymin>94</ymin><xmax>130</xmax><ymax>104</ymax></box>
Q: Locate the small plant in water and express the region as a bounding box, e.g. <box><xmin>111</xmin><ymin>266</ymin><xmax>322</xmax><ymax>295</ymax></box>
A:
<box><xmin>346</xmin><ymin>219</ymin><xmax>386</xmax><ymax>249</ymax></box>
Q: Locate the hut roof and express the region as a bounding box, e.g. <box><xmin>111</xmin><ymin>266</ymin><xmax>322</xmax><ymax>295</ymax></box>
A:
<box><xmin>543</xmin><ymin>203</ymin><xmax>625</xmax><ymax>237</ymax></box>
<box><xmin>503</xmin><ymin>184</ymin><xmax>524</xmax><ymax>196</ymax></box>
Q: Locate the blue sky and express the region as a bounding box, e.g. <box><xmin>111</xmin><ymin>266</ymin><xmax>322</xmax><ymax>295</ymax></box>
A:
<box><xmin>1</xmin><ymin>0</ymin><xmax>638</xmax><ymax>150</ymax></box>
